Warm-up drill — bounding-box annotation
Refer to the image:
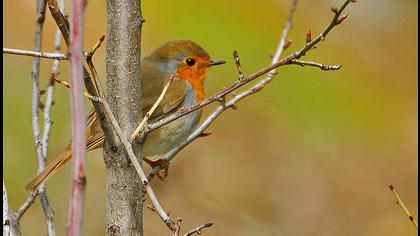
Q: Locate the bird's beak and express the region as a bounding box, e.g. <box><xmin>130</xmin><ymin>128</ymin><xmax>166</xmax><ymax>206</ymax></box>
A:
<box><xmin>207</xmin><ymin>59</ymin><xmax>226</xmax><ymax>67</ymax></box>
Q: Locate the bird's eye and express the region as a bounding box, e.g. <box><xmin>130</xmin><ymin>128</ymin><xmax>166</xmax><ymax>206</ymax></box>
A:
<box><xmin>186</xmin><ymin>58</ymin><xmax>196</xmax><ymax>66</ymax></box>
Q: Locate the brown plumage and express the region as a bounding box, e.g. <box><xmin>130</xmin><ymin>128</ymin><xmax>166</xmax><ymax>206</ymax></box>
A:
<box><xmin>25</xmin><ymin>40</ymin><xmax>225</xmax><ymax>191</ymax></box>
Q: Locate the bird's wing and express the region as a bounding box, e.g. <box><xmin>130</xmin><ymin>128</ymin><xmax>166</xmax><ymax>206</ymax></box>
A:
<box><xmin>142</xmin><ymin>78</ymin><xmax>187</xmax><ymax>121</ymax></box>
<box><xmin>140</xmin><ymin>58</ymin><xmax>188</xmax><ymax>122</ymax></box>
<box><xmin>86</xmin><ymin>109</ymin><xmax>105</xmax><ymax>151</ymax></box>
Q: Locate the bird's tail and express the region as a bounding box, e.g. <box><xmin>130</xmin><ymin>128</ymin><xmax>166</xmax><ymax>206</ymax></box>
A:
<box><xmin>25</xmin><ymin>144</ymin><xmax>73</xmax><ymax>191</ymax></box>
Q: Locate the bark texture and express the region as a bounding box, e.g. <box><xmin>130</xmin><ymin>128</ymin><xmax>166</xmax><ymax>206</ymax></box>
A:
<box><xmin>105</xmin><ymin>0</ymin><xmax>144</xmax><ymax>235</ymax></box>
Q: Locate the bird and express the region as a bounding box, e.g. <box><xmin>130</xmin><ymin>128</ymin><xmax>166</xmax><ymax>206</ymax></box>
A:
<box><xmin>25</xmin><ymin>40</ymin><xmax>225</xmax><ymax>191</ymax></box>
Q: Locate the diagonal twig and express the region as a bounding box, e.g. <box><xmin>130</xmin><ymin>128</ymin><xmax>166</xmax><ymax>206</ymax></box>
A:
<box><xmin>14</xmin><ymin>192</ymin><xmax>38</xmax><ymax>222</ymax></box>
<box><xmin>389</xmin><ymin>185</ymin><xmax>418</xmax><ymax>230</ymax></box>
<box><xmin>183</xmin><ymin>221</ymin><xmax>214</xmax><ymax>236</ymax></box>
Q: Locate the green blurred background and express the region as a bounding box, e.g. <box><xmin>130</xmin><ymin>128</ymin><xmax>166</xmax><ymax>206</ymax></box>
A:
<box><xmin>3</xmin><ymin>0</ymin><xmax>418</xmax><ymax>235</ymax></box>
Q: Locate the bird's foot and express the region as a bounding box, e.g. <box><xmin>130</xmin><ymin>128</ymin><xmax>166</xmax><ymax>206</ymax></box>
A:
<box><xmin>144</xmin><ymin>157</ymin><xmax>170</xmax><ymax>181</ymax></box>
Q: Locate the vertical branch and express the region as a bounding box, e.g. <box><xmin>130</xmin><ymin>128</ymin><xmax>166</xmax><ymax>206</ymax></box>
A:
<box><xmin>31</xmin><ymin>0</ymin><xmax>46</xmax><ymax>179</ymax></box>
<box><xmin>268</xmin><ymin>0</ymin><xmax>296</xmax><ymax>79</ymax></box>
<box><xmin>31</xmin><ymin>1</ymin><xmax>46</xmax><ymax>173</ymax></box>
<box><xmin>105</xmin><ymin>0</ymin><xmax>144</xmax><ymax>234</ymax></box>
<box><xmin>66</xmin><ymin>0</ymin><xmax>86</xmax><ymax>235</ymax></box>
<box><xmin>39</xmin><ymin>2</ymin><xmax>64</xmax><ymax>235</ymax></box>
<box><xmin>31</xmin><ymin>0</ymin><xmax>57</xmax><ymax>235</ymax></box>
<box><xmin>42</xmin><ymin>0</ymin><xmax>64</xmax><ymax>158</ymax></box>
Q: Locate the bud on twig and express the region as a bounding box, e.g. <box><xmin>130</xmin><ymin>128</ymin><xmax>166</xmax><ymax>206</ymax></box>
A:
<box><xmin>233</xmin><ymin>50</ymin><xmax>244</xmax><ymax>81</ymax></box>
<box><xmin>306</xmin><ymin>30</ymin><xmax>312</xmax><ymax>44</ymax></box>
<box><xmin>337</xmin><ymin>14</ymin><xmax>349</xmax><ymax>24</ymax></box>
<box><xmin>331</xmin><ymin>7</ymin><xmax>339</xmax><ymax>14</ymax></box>
<box><xmin>283</xmin><ymin>39</ymin><xmax>293</xmax><ymax>50</ymax></box>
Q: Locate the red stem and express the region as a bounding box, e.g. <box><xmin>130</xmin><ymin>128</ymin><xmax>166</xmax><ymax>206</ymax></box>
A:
<box><xmin>66</xmin><ymin>0</ymin><xmax>86</xmax><ymax>235</ymax></box>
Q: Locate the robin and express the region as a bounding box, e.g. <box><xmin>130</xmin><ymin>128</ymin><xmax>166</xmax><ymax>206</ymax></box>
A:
<box><xmin>25</xmin><ymin>40</ymin><xmax>225</xmax><ymax>190</ymax></box>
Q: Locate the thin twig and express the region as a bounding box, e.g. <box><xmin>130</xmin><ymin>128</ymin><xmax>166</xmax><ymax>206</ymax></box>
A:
<box><xmin>47</xmin><ymin>0</ymin><xmax>70</xmax><ymax>45</ymax></box>
<box><xmin>42</xmin><ymin>0</ymin><xmax>64</xmax><ymax>159</ymax></box>
<box><xmin>173</xmin><ymin>217</ymin><xmax>183</xmax><ymax>236</ymax></box>
<box><xmin>147</xmin><ymin>185</ymin><xmax>177</xmax><ymax>231</ymax></box>
<box><xmin>87</xmin><ymin>34</ymin><xmax>106</xmax><ymax>58</ymax></box>
<box><xmin>66</xmin><ymin>0</ymin><xmax>87</xmax><ymax>234</ymax></box>
<box><xmin>52</xmin><ymin>76</ymin><xmax>99</xmax><ymax>101</ymax></box>
<box><xmin>14</xmin><ymin>192</ymin><xmax>38</xmax><ymax>222</ymax></box>
<box><xmin>289</xmin><ymin>59</ymin><xmax>341</xmax><ymax>70</ymax></box>
<box><xmin>39</xmin><ymin>1</ymin><xmax>63</xmax><ymax>229</ymax></box>
<box><xmin>31</xmin><ymin>0</ymin><xmax>57</xmax><ymax>235</ymax></box>
<box><xmin>31</xmin><ymin>0</ymin><xmax>46</xmax><ymax>180</ymax></box>
<box><xmin>389</xmin><ymin>185</ymin><xmax>418</xmax><ymax>230</ymax></box>
<box><xmin>131</xmin><ymin>75</ymin><xmax>174</xmax><ymax>141</ymax></box>
<box><xmin>183</xmin><ymin>221</ymin><xmax>214</xmax><ymax>236</ymax></box>
<box><xmin>144</xmin><ymin>0</ymin><xmax>353</xmax><ymax>135</ymax></box>
<box><xmin>3</xmin><ymin>48</ymin><xmax>67</xmax><ymax>60</ymax></box>
<box><xmin>86</xmin><ymin>35</ymin><xmax>106</xmax><ymax>98</ymax></box>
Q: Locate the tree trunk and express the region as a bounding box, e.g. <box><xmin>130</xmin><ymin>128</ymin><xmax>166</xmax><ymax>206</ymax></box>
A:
<box><xmin>104</xmin><ymin>0</ymin><xmax>144</xmax><ymax>235</ymax></box>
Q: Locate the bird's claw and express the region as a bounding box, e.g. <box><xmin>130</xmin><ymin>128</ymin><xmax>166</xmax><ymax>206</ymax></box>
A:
<box><xmin>144</xmin><ymin>157</ymin><xmax>170</xmax><ymax>181</ymax></box>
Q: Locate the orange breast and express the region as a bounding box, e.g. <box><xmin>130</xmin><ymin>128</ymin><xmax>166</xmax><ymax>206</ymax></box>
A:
<box><xmin>175</xmin><ymin>66</ymin><xmax>208</xmax><ymax>101</ymax></box>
